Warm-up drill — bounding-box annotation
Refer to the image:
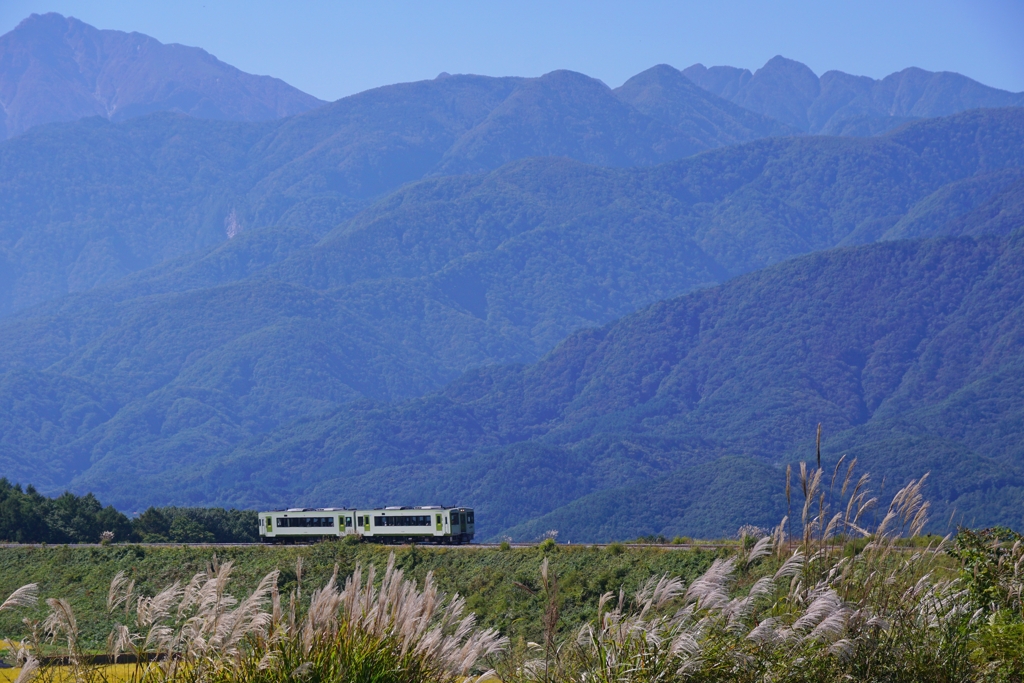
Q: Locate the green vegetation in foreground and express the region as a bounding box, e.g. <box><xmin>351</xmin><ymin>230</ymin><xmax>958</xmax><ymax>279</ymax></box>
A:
<box><xmin>0</xmin><ymin>541</ymin><xmax>719</xmax><ymax>650</ymax></box>
<box><xmin>3</xmin><ymin>479</ymin><xmax>1024</xmax><ymax>681</ymax></box>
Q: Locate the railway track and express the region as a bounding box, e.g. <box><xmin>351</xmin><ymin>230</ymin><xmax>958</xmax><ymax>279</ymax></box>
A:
<box><xmin>0</xmin><ymin>541</ymin><xmax>734</xmax><ymax>550</ymax></box>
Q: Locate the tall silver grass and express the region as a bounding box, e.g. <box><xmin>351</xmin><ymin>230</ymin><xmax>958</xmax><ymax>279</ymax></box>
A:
<box><xmin>296</xmin><ymin>553</ymin><xmax>507</xmax><ymax>677</ymax></box>
<box><xmin>2</xmin><ymin>585</ymin><xmax>39</xmax><ymax>683</ymax></box>
<box><xmin>504</xmin><ymin>470</ymin><xmax>981</xmax><ymax>683</ymax></box>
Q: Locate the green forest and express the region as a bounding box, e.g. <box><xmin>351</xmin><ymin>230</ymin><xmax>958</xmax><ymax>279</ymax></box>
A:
<box><xmin>0</xmin><ymin>479</ymin><xmax>256</xmax><ymax>544</ymax></box>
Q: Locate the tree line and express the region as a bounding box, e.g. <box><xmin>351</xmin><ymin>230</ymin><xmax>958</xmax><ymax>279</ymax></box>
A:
<box><xmin>0</xmin><ymin>478</ymin><xmax>257</xmax><ymax>543</ymax></box>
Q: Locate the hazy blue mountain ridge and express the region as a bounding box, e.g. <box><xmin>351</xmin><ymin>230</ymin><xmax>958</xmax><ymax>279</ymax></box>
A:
<box><xmin>0</xmin><ymin>65</ymin><xmax>800</xmax><ymax>318</ymax></box>
<box><xmin>0</xmin><ymin>13</ymin><xmax>325</xmax><ymax>140</ymax></box>
<box><xmin>683</xmin><ymin>56</ymin><xmax>1024</xmax><ymax>134</ymax></box>
<box><xmin>141</xmin><ymin>230</ymin><xmax>1024</xmax><ymax>540</ymax></box>
<box><xmin>613</xmin><ymin>64</ymin><xmax>796</xmax><ymax>142</ymax></box>
<box><xmin>1</xmin><ymin>110</ymin><xmax>1022</xmax><ymax>522</ymax></box>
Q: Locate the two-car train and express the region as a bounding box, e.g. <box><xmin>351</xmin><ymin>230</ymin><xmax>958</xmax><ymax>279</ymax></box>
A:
<box><xmin>258</xmin><ymin>505</ymin><xmax>474</xmax><ymax>544</ymax></box>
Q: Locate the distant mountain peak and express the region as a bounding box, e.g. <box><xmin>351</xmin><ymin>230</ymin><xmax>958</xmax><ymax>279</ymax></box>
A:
<box><xmin>684</xmin><ymin>55</ymin><xmax>1024</xmax><ymax>135</ymax></box>
<box><xmin>613</xmin><ymin>63</ymin><xmax>795</xmax><ymax>142</ymax></box>
<box><xmin>0</xmin><ymin>13</ymin><xmax>325</xmax><ymax>139</ymax></box>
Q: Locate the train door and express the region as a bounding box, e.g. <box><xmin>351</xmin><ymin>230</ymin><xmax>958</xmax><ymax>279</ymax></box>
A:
<box><xmin>460</xmin><ymin>511</ymin><xmax>467</xmax><ymax>534</ymax></box>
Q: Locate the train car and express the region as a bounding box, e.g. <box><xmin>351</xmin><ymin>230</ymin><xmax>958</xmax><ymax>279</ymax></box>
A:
<box><xmin>258</xmin><ymin>505</ymin><xmax>474</xmax><ymax>544</ymax></box>
<box><xmin>258</xmin><ymin>508</ymin><xmax>353</xmax><ymax>544</ymax></box>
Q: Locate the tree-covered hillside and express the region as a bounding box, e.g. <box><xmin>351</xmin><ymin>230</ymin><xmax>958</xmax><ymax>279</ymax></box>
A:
<box><xmin>0</xmin><ymin>109</ymin><xmax>1022</xmax><ymax>518</ymax></box>
<box><xmin>192</xmin><ymin>231</ymin><xmax>1024</xmax><ymax>540</ymax></box>
<box><xmin>8</xmin><ymin>231</ymin><xmax>1023</xmax><ymax>540</ymax></box>
<box><xmin>0</xmin><ymin>66</ymin><xmax>785</xmax><ymax>317</ymax></box>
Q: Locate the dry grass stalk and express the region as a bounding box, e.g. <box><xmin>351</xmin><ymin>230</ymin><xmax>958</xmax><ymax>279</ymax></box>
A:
<box><xmin>1</xmin><ymin>585</ymin><xmax>38</xmax><ymax>612</ymax></box>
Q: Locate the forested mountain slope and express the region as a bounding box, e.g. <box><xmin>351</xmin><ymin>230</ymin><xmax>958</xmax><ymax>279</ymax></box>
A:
<box><xmin>0</xmin><ymin>110</ymin><xmax>1022</xmax><ymax>523</ymax></box>
<box><xmin>683</xmin><ymin>56</ymin><xmax>1024</xmax><ymax>134</ymax></box>
<box><xmin>0</xmin><ymin>67</ymin><xmax>789</xmax><ymax>317</ymax></box>
<box><xmin>0</xmin><ymin>13</ymin><xmax>324</xmax><ymax>139</ymax></box>
<box><xmin>206</xmin><ymin>231</ymin><xmax>1024</xmax><ymax>540</ymax></box>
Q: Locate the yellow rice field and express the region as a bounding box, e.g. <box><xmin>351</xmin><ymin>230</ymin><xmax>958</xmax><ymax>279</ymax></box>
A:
<box><xmin>0</xmin><ymin>664</ymin><xmax>146</xmax><ymax>683</ymax></box>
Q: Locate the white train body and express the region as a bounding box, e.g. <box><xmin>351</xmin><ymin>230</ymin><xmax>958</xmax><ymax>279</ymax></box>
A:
<box><xmin>257</xmin><ymin>505</ymin><xmax>475</xmax><ymax>544</ymax></box>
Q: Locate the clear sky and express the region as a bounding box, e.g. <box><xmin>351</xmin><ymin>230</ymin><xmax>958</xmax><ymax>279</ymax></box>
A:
<box><xmin>1</xmin><ymin>1</ymin><xmax>1021</xmax><ymax>102</ymax></box>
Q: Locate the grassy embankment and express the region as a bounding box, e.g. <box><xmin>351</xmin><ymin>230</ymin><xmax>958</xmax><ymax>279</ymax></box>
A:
<box><xmin>0</xmin><ymin>541</ymin><xmax>721</xmax><ymax>652</ymax></box>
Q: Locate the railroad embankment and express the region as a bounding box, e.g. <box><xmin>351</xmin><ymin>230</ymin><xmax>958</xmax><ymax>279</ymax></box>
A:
<box><xmin>0</xmin><ymin>541</ymin><xmax>722</xmax><ymax>649</ymax></box>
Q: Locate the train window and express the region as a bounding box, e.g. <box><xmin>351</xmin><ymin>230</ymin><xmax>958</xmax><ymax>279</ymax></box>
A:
<box><xmin>277</xmin><ymin>517</ymin><xmax>334</xmax><ymax>528</ymax></box>
<box><xmin>450</xmin><ymin>512</ymin><xmax>460</xmax><ymax>525</ymax></box>
<box><xmin>373</xmin><ymin>515</ymin><xmax>431</xmax><ymax>526</ymax></box>
<box><xmin>346</xmin><ymin>517</ymin><xmax>352</xmax><ymax>527</ymax></box>
<box><xmin>466</xmin><ymin>512</ymin><xmax>474</xmax><ymax>524</ymax></box>
<box><xmin>357</xmin><ymin>516</ymin><xmax>363</xmax><ymax>526</ymax></box>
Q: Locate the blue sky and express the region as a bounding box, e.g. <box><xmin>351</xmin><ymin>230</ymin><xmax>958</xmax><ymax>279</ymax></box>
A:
<box><xmin>1</xmin><ymin>1</ymin><xmax>1021</xmax><ymax>101</ymax></box>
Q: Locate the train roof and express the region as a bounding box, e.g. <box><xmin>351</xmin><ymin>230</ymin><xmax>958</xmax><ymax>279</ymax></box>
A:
<box><xmin>258</xmin><ymin>505</ymin><xmax>471</xmax><ymax>513</ymax></box>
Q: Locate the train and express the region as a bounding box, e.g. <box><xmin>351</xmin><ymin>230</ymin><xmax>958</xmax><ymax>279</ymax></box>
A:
<box><xmin>257</xmin><ymin>505</ymin><xmax>475</xmax><ymax>544</ymax></box>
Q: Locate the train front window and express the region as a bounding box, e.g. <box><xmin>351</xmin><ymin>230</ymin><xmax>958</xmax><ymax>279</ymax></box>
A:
<box><xmin>466</xmin><ymin>512</ymin><xmax>474</xmax><ymax>524</ymax></box>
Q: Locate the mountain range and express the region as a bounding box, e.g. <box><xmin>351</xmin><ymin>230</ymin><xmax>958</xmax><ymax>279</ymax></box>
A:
<box><xmin>3</xmin><ymin>16</ymin><xmax>1023</xmax><ymax>320</ymax></box>
<box><xmin>26</xmin><ymin>228</ymin><xmax>1021</xmax><ymax>540</ymax></box>
<box><xmin>1</xmin><ymin>109</ymin><xmax>1022</xmax><ymax>538</ymax></box>
<box><xmin>0</xmin><ymin>15</ymin><xmax>1023</xmax><ymax>540</ymax></box>
<box><xmin>0</xmin><ymin>63</ymin><xmax>793</xmax><ymax>318</ymax></box>
<box><xmin>220</xmin><ymin>228</ymin><xmax>1024</xmax><ymax>540</ymax></box>
<box><xmin>683</xmin><ymin>56</ymin><xmax>1024</xmax><ymax>135</ymax></box>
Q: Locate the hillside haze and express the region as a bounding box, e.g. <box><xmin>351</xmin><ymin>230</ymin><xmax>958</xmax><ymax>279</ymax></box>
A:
<box><xmin>0</xmin><ymin>13</ymin><xmax>325</xmax><ymax>140</ymax></box>
<box><xmin>217</xmin><ymin>230</ymin><xmax>1024</xmax><ymax>540</ymax></box>
<box><xmin>0</xmin><ymin>51</ymin><xmax>797</xmax><ymax>319</ymax></box>
<box><xmin>683</xmin><ymin>56</ymin><xmax>1024</xmax><ymax>134</ymax></box>
<box><xmin>0</xmin><ymin>110</ymin><xmax>1022</xmax><ymax>532</ymax></box>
